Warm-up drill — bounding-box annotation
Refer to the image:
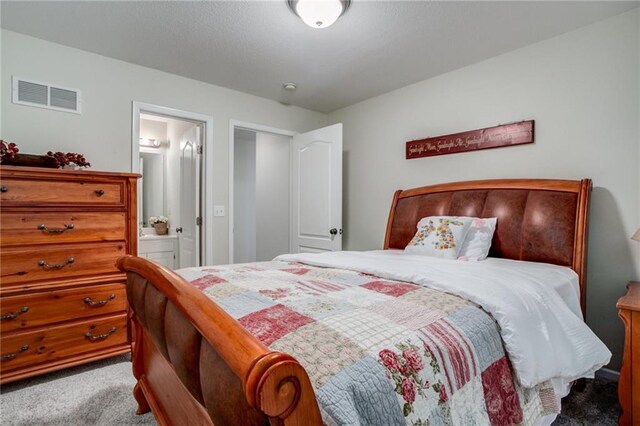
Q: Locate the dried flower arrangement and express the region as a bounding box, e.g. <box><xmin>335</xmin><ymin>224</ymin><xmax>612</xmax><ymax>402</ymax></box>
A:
<box><xmin>148</xmin><ymin>216</ymin><xmax>169</xmax><ymax>226</ymax></box>
<box><xmin>148</xmin><ymin>216</ymin><xmax>169</xmax><ymax>235</ymax></box>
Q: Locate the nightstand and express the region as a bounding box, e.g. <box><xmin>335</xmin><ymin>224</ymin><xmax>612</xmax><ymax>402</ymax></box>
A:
<box><xmin>617</xmin><ymin>281</ymin><xmax>640</xmax><ymax>426</ymax></box>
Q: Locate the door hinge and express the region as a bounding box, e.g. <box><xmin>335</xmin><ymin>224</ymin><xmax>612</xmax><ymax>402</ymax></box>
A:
<box><xmin>196</xmin><ymin>217</ymin><xmax>202</xmax><ymax>226</ymax></box>
<box><xmin>196</xmin><ymin>145</ymin><xmax>203</xmax><ymax>155</ymax></box>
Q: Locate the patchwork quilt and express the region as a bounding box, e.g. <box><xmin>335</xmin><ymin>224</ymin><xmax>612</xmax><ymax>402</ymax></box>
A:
<box><xmin>178</xmin><ymin>261</ymin><xmax>559</xmax><ymax>426</ymax></box>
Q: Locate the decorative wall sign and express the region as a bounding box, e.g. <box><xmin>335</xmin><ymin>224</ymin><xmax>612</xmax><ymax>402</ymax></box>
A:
<box><xmin>406</xmin><ymin>120</ymin><xmax>534</xmax><ymax>159</ymax></box>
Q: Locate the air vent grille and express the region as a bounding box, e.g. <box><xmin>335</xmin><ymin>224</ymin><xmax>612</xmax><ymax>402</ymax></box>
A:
<box><xmin>18</xmin><ymin>80</ymin><xmax>48</xmax><ymax>105</ymax></box>
<box><xmin>12</xmin><ymin>77</ymin><xmax>81</xmax><ymax>114</ymax></box>
<box><xmin>50</xmin><ymin>87</ymin><xmax>78</xmax><ymax>110</ymax></box>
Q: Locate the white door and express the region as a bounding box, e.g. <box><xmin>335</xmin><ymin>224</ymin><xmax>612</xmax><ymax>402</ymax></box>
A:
<box><xmin>178</xmin><ymin>125</ymin><xmax>201</xmax><ymax>268</ymax></box>
<box><xmin>290</xmin><ymin>123</ymin><xmax>342</xmax><ymax>253</ymax></box>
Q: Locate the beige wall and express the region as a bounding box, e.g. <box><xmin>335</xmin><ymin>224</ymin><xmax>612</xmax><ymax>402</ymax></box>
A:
<box><xmin>139</xmin><ymin>119</ymin><xmax>167</xmax><ymax>146</ymax></box>
<box><xmin>255</xmin><ymin>132</ymin><xmax>291</xmax><ymax>262</ymax></box>
<box><xmin>329</xmin><ymin>9</ymin><xmax>640</xmax><ymax>370</ymax></box>
<box><xmin>233</xmin><ymin>130</ymin><xmax>257</xmax><ymax>264</ymax></box>
<box><xmin>1</xmin><ymin>29</ymin><xmax>328</xmax><ymax>265</ymax></box>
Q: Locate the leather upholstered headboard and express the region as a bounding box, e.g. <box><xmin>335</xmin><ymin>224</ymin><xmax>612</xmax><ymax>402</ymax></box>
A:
<box><xmin>383</xmin><ymin>179</ymin><xmax>592</xmax><ymax>313</ymax></box>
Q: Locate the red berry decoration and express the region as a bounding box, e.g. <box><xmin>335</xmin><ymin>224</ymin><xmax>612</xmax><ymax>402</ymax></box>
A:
<box><xmin>0</xmin><ymin>140</ymin><xmax>19</xmax><ymax>162</ymax></box>
<box><xmin>45</xmin><ymin>151</ymin><xmax>91</xmax><ymax>168</ymax></box>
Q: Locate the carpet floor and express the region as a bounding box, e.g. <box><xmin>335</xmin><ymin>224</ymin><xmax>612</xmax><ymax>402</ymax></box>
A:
<box><xmin>0</xmin><ymin>356</ymin><xmax>620</xmax><ymax>425</ymax></box>
<box><xmin>0</xmin><ymin>356</ymin><xmax>154</xmax><ymax>426</ymax></box>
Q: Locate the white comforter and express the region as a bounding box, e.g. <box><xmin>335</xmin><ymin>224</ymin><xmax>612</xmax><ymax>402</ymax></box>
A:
<box><xmin>276</xmin><ymin>250</ymin><xmax>611</xmax><ymax>388</ymax></box>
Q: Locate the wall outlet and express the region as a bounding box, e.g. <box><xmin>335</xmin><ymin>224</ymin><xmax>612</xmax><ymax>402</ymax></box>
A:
<box><xmin>214</xmin><ymin>205</ymin><xmax>225</xmax><ymax>217</ymax></box>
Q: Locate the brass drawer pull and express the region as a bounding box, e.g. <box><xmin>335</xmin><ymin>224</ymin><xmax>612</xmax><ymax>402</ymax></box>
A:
<box><xmin>85</xmin><ymin>327</ymin><xmax>117</xmax><ymax>342</ymax></box>
<box><xmin>0</xmin><ymin>186</ymin><xmax>8</xmax><ymax>193</ymax></box>
<box><xmin>83</xmin><ymin>294</ymin><xmax>116</xmax><ymax>307</ymax></box>
<box><xmin>1</xmin><ymin>345</ymin><xmax>29</xmax><ymax>361</ymax></box>
<box><xmin>95</xmin><ymin>189</ymin><xmax>105</xmax><ymax>196</ymax></box>
<box><xmin>1</xmin><ymin>306</ymin><xmax>29</xmax><ymax>320</ymax></box>
<box><xmin>37</xmin><ymin>257</ymin><xmax>75</xmax><ymax>270</ymax></box>
<box><xmin>37</xmin><ymin>223</ymin><xmax>75</xmax><ymax>234</ymax></box>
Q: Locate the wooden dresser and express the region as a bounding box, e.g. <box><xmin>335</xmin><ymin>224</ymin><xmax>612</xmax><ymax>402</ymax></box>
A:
<box><xmin>0</xmin><ymin>166</ymin><xmax>138</xmax><ymax>384</ymax></box>
<box><xmin>618</xmin><ymin>280</ymin><xmax>640</xmax><ymax>426</ymax></box>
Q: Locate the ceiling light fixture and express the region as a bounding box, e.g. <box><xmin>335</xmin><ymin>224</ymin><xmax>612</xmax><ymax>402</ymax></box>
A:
<box><xmin>283</xmin><ymin>82</ymin><xmax>297</xmax><ymax>91</ymax></box>
<box><xmin>288</xmin><ymin>0</ymin><xmax>351</xmax><ymax>29</ymax></box>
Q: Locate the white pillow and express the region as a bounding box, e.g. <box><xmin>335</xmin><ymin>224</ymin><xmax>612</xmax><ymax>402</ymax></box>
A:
<box><xmin>405</xmin><ymin>216</ymin><xmax>472</xmax><ymax>259</ymax></box>
<box><xmin>457</xmin><ymin>217</ymin><xmax>497</xmax><ymax>261</ymax></box>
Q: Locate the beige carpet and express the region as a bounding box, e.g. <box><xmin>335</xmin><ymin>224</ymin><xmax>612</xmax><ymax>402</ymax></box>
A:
<box><xmin>0</xmin><ymin>356</ymin><xmax>155</xmax><ymax>426</ymax></box>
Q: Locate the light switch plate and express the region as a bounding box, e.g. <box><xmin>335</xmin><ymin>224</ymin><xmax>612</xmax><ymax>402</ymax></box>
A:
<box><xmin>214</xmin><ymin>205</ymin><xmax>225</xmax><ymax>217</ymax></box>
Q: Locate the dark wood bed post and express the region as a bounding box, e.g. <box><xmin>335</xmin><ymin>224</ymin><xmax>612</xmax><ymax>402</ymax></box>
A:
<box><xmin>118</xmin><ymin>256</ymin><xmax>323</xmax><ymax>426</ymax></box>
<box><xmin>130</xmin><ymin>315</ymin><xmax>150</xmax><ymax>415</ymax></box>
<box><xmin>383</xmin><ymin>189</ymin><xmax>403</xmax><ymax>250</ymax></box>
<box><xmin>574</xmin><ymin>178</ymin><xmax>592</xmax><ymax>316</ymax></box>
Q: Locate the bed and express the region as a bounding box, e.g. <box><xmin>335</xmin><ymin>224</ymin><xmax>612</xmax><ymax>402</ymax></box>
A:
<box><xmin>117</xmin><ymin>178</ymin><xmax>610</xmax><ymax>425</ymax></box>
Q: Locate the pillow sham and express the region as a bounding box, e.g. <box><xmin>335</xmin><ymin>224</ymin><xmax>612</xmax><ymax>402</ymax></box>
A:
<box><xmin>457</xmin><ymin>217</ymin><xmax>497</xmax><ymax>261</ymax></box>
<box><xmin>405</xmin><ymin>216</ymin><xmax>472</xmax><ymax>259</ymax></box>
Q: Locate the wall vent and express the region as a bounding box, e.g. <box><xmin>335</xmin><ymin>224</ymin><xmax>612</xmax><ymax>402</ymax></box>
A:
<box><xmin>12</xmin><ymin>77</ymin><xmax>81</xmax><ymax>114</ymax></box>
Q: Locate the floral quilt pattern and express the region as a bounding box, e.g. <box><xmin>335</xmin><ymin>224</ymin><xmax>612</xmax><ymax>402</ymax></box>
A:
<box><xmin>178</xmin><ymin>261</ymin><xmax>559</xmax><ymax>426</ymax></box>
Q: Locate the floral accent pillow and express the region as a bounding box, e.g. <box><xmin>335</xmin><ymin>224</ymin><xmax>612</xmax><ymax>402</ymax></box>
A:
<box><xmin>404</xmin><ymin>216</ymin><xmax>472</xmax><ymax>259</ymax></box>
<box><xmin>457</xmin><ymin>217</ymin><xmax>497</xmax><ymax>261</ymax></box>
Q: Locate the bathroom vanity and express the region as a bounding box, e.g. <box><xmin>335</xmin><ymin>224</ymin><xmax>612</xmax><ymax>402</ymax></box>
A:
<box><xmin>138</xmin><ymin>232</ymin><xmax>178</xmax><ymax>269</ymax></box>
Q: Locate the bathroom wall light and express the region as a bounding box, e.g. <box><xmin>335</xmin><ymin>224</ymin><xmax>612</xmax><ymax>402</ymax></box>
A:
<box><xmin>288</xmin><ymin>0</ymin><xmax>350</xmax><ymax>29</ymax></box>
<box><xmin>139</xmin><ymin>137</ymin><xmax>161</xmax><ymax>148</ymax></box>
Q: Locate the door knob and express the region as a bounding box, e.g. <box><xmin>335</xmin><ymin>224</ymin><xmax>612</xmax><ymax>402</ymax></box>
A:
<box><xmin>329</xmin><ymin>228</ymin><xmax>338</xmax><ymax>235</ymax></box>
<box><xmin>176</xmin><ymin>227</ymin><xmax>183</xmax><ymax>233</ymax></box>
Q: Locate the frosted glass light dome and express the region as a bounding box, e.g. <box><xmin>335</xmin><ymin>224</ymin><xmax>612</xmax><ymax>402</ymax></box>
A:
<box><xmin>288</xmin><ymin>0</ymin><xmax>350</xmax><ymax>29</ymax></box>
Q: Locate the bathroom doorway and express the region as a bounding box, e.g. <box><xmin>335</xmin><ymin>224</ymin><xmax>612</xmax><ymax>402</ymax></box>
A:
<box><xmin>132</xmin><ymin>102</ymin><xmax>214</xmax><ymax>267</ymax></box>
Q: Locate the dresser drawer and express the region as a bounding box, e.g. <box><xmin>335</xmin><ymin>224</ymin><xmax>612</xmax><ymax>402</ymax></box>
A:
<box><xmin>1</xmin><ymin>212</ymin><xmax>127</xmax><ymax>246</ymax></box>
<box><xmin>0</xmin><ymin>178</ymin><xmax>123</xmax><ymax>206</ymax></box>
<box><xmin>1</xmin><ymin>283</ymin><xmax>126</xmax><ymax>333</ymax></box>
<box><xmin>0</xmin><ymin>242</ymin><xmax>126</xmax><ymax>287</ymax></box>
<box><xmin>0</xmin><ymin>314</ymin><xmax>127</xmax><ymax>373</ymax></box>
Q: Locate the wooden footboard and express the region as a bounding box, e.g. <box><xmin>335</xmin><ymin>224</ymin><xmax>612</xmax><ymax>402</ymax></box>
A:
<box><xmin>117</xmin><ymin>255</ymin><xmax>322</xmax><ymax>426</ymax></box>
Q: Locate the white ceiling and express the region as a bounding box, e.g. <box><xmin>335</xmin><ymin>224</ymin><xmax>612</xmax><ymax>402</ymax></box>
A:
<box><xmin>1</xmin><ymin>1</ymin><xmax>637</xmax><ymax>113</ymax></box>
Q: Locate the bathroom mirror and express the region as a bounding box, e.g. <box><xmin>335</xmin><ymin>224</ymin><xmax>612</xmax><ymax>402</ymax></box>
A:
<box><xmin>139</xmin><ymin>149</ymin><xmax>166</xmax><ymax>227</ymax></box>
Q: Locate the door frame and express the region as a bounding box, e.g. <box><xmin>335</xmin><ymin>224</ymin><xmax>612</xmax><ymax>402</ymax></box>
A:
<box><xmin>228</xmin><ymin>120</ymin><xmax>297</xmax><ymax>264</ymax></box>
<box><xmin>132</xmin><ymin>101</ymin><xmax>214</xmax><ymax>266</ymax></box>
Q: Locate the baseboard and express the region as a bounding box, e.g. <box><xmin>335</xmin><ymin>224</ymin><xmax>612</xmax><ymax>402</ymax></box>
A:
<box><xmin>595</xmin><ymin>367</ymin><xmax>620</xmax><ymax>382</ymax></box>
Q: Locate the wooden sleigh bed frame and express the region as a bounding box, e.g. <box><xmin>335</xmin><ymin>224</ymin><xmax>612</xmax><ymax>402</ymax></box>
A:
<box><xmin>117</xmin><ymin>178</ymin><xmax>592</xmax><ymax>425</ymax></box>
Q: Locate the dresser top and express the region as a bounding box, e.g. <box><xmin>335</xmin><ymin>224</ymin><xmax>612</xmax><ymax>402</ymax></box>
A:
<box><xmin>0</xmin><ymin>165</ymin><xmax>140</xmax><ymax>179</ymax></box>
<box><xmin>617</xmin><ymin>281</ymin><xmax>640</xmax><ymax>311</ymax></box>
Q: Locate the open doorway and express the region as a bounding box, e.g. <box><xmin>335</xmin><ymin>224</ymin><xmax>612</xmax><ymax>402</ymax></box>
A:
<box><xmin>229</xmin><ymin>121</ymin><xmax>344</xmax><ymax>264</ymax></box>
<box><xmin>233</xmin><ymin>127</ymin><xmax>292</xmax><ymax>263</ymax></box>
<box><xmin>132</xmin><ymin>102</ymin><xmax>214</xmax><ymax>268</ymax></box>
